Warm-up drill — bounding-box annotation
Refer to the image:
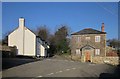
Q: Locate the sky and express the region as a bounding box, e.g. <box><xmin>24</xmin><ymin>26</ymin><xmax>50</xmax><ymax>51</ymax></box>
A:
<box><xmin>2</xmin><ymin>2</ymin><xmax>118</xmax><ymax>40</ymax></box>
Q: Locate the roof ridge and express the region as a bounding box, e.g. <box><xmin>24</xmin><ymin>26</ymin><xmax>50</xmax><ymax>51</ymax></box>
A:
<box><xmin>71</xmin><ymin>28</ymin><xmax>106</xmax><ymax>35</ymax></box>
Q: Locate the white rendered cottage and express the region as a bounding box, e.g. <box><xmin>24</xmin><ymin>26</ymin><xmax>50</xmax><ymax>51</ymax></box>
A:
<box><xmin>8</xmin><ymin>18</ymin><xmax>49</xmax><ymax>57</ymax></box>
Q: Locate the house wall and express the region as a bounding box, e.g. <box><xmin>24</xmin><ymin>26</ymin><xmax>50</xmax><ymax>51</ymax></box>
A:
<box><xmin>71</xmin><ymin>34</ymin><xmax>106</xmax><ymax>57</ymax></box>
<box><xmin>36</xmin><ymin>38</ymin><xmax>40</xmax><ymax>56</ymax></box>
<box><xmin>36</xmin><ymin>37</ymin><xmax>45</xmax><ymax>56</ymax></box>
<box><xmin>82</xmin><ymin>48</ymin><xmax>94</xmax><ymax>62</ymax></box>
<box><xmin>24</xmin><ymin>28</ymin><xmax>36</xmax><ymax>56</ymax></box>
<box><xmin>8</xmin><ymin>26</ymin><xmax>36</xmax><ymax>56</ymax></box>
<box><xmin>8</xmin><ymin>18</ymin><xmax>48</xmax><ymax>57</ymax></box>
<box><xmin>36</xmin><ymin>37</ymin><xmax>48</xmax><ymax>57</ymax></box>
<box><xmin>8</xmin><ymin>27</ymin><xmax>24</xmax><ymax>55</ymax></box>
<box><xmin>40</xmin><ymin>45</ymin><xmax>45</xmax><ymax>57</ymax></box>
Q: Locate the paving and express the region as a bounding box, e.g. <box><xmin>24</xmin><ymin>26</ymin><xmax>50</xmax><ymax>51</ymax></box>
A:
<box><xmin>2</xmin><ymin>56</ymin><xmax>118</xmax><ymax>78</ymax></box>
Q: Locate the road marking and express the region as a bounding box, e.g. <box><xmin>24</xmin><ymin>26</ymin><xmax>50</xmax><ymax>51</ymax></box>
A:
<box><xmin>37</xmin><ymin>75</ymin><xmax>43</xmax><ymax>77</ymax></box>
<box><xmin>59</xmin><ymin>70</ymin><xmax>63</xmax><ymax>73</ymax></box>
<box><xmin>55</xmin><ymin>70</ymin><xmax>62</xmax><ymax>73</ymax></box>
<box><xmin>72</xmin><ymin>68</ymin><xmax>76</xmax><ymax>69</ymax></box>
<box><xmin>66</xmin><ymin>69</ymin><xmax>70</xmax><ymax>71</ymax></box>
<box><xmin>55</xmin><ymin>71</ymin><xmax>59</xmax><ymax>73</ymax></box>
<box><xmin>47</xmin><ymin>73</ymin><xmax>54</xmax><ymax>75</ymax></box>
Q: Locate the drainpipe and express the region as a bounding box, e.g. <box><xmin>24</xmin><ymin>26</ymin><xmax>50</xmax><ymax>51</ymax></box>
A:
<box><xmin>104</xmin><ymin>34</ymin><xmax>107</xmax><ymax>62</ymax></box>
<box><xmin>23</xmin><ymin>26</ymin><xmax>25</xmax><ymax>55</ymax></box>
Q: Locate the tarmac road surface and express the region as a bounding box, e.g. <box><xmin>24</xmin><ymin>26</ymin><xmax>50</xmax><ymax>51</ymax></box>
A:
<box><xmin>2</xmin><ymin>57</ymin><xmax>117</xmax><ymax>78</ymax></box>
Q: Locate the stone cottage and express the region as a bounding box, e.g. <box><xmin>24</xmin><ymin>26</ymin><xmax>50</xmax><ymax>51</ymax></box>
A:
<box><xmin>71</xmin><ymin>23</ymin><xmax>107</xmax><ymax>62</ymax></box>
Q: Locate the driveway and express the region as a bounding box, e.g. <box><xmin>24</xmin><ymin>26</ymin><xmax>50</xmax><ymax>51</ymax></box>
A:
<box><xmin>2</xmin><ymin>57</ymin><xmax>117</xmax><ymax>78</ymax></box>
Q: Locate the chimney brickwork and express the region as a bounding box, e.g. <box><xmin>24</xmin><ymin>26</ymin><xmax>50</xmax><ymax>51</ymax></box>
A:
<box><xmin>101</xmin><ymin>23</ymin><xmax>105</xmax><ymax>32</ymax></box>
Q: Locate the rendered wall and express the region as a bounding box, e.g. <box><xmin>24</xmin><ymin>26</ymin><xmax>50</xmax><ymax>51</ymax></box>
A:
<box><xmin>8</xmin><ymin>18</ymin><xmax>47</xmax><ymax>57</ymax></box>
<box><xmin>40</xmin><ymin>45</ymin><xmax>45</xmax><ymax>56</ymax></box>
<box><xmin>24</xmin><ymin>28</ymin><xmax>36</xmax><ymax>56</ymax></box>
<box><xmin>36</xmin><ymin>38</ymin><xmax>41</xmax><ymax>56</ymax></box>
<box><xmin>8</xmin><ymin>27</ymin><xmax>24</xmax><ymax>55</ymax></box>
<box><xmin>8</xmin><ymin>25</ymin><xmax>36</xmax><ymax>56</ymax></box>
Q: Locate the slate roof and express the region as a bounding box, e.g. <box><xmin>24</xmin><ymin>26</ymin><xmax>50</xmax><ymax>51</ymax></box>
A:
<box><xmin>71</xmin><ymin>28</ymin><xmax>106</xmax><ymax>35</ymax></box>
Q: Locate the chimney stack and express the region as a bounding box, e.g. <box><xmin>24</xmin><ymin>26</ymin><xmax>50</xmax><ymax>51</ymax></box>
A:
<box><xmin>19</xmin><ymin>17</ymin><xmax>25</xmax><ymax>28</ymax></box>
<box><xmin>101</xmin><ymin>23</ymin><xmax>105</xmax><ymax>32</ymax></box>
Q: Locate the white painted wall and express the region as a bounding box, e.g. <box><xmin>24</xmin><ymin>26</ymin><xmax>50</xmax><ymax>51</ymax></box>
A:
<box><xmin>8</xmin><ymin>29</ymin><xmax>17</xmax><ymax>47</ymax></box>
<box><xmin>8</xmin><ymin>18</ymin><xmax>49</xmax><ymax>57</ymax></box>
<box><xmin>36</xmin><ymin>38</ymin><xmax>41</xmax><ymax>56</ymax></box>
<box><xmin>36</xmin><ymin>37</ymin><xmax>48</xmax><ymax>57</ymax></box>
<box><xmin>8</xmin><ymin>18</ymin><xmax>36</xmax><ymax>56</ymax></box>
<box><xmin>24</xmin><ymin>28</ymin><xmax>36</xmax><ymax>56</ymax></box>
<box><xmin>36</xmin><ymin>37</ymin><xmax>45</xmax><ymax>57</ymax></box>
<box><xmin>40</xmin><ymin>44</ymin><xmax>45</xmax><ymax>56</ymax></box>
<box><xmin>8</xmin><ymin>26</ymin><xmax>24</xmax><ymax>55</ymax></box>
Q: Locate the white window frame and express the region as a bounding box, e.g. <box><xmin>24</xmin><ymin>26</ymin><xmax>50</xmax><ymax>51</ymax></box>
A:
<box><xmin>76</xmin><ymin>36</ymin><xmax>80</xmax><ymax>42</ymax></box>
<box><xmin>95</xmin><ymin>49</ymin><xmax>100</xmax><ymax>55</ymax></box>
<box><xmin>76</xmin><ymin>49</ymin><xmax>80</xmax><ymax>55</ymax></box>
<box><xmin>95</xmin><ymin>36</ymin><xmax>101</xmax><ymax>42</ymax></box>
<box><xmin>86</xmin><ymin>37</ymin><xmax>90</xmax><ymax>40</ymax></box>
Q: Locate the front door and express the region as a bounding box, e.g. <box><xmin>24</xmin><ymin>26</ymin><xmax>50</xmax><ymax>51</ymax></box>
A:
<box><xmin>85</xmin><ymin>51</ymin><xmax>91</xmax><ymax>62</ymax></box>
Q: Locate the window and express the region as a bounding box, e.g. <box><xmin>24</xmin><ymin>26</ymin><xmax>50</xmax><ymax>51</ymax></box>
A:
<box><xmin>86</xmin><ymin>37</ymin><xmax>90</xmax><ymax>40</ymax></box>
<box><xmin>76</xmin><ymin>36</ymin><xmax>80</xmax><ymax>42</ymax></box>
<box><xmin>95</xmin><ymin>36</ymin><xmax>100</xmax><ymax>42</ymax></box>
<box><xmin>95</xmin><ymin>49</ymin><xmax>100</xmax><ymax>55</ymax></box>
<box><xmin>76</xmin><ymin>49</ymin><xmax>80</xmax><ymax>55</ymax></box>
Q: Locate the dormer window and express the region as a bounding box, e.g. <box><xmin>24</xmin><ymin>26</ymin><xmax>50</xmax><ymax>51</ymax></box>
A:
<box><xmin>95</xmin><ymin>36</ymin><xmax>100</xmax><ymax>42</ymax></box>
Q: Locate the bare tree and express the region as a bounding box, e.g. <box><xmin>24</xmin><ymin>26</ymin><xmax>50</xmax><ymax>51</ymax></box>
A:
<box><xmin>35</xmin><ymin>24</ymin><xmax>71</xmax><ymax>56</ymax></box>
<box><xmin>36</xmin><ymin>25</ymin><xmax>49</xmax><ymax>41</ymax></box>
<box><xmin>2</xmin><ymin>31</ymin><xmax>11</xmax><ymax>45</ymax></box>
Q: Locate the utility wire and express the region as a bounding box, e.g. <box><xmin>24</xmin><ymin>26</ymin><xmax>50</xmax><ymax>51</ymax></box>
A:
<box><xmin>96</xmin><ymin>3</ymin><xmax>118</xmax><ymax>17</ymax></box>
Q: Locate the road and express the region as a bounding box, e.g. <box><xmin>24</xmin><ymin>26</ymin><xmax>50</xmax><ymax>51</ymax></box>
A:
<box><xmin>2</xmin><ymin>57</ymin><xmax>116</xmax><ymax>78</ymax></box>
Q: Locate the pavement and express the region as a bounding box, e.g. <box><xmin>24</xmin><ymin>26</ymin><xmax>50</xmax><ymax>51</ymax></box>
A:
<box><xmin>2</xmin><ymin>56</ymin><xmax>118</xmax><ymax>78</ymax></box>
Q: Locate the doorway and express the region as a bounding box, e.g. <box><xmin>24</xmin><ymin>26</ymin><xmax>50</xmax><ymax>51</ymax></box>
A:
<box><xmin>85</xmin><ymin>51</ymin><xmax>91</xmax><ymax>62</ymax></box>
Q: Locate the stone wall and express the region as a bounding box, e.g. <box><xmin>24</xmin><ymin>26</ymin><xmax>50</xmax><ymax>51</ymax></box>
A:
<box><xmin>92</xmin><ymin>57</ymin><xmax>119</xmax><ymax>65</ymax></box>
<box><xmin>0</xmin><ymin>45</ymin><xmax>17</xmax><ymax>57</ymax></box>
<box><xmin>71</xmin><ymin>34</ymin><xmax>106</xmax><ymax>57</ymax></box>
<box><xmin>71</xmin><ymin>55</ymin><xmax>81</xmax><ymax>61</ymax></box>
<box><xmin>64</xmin><ymin>54</ymin><xmax>119</xmax><ymax>66</ymax></box>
